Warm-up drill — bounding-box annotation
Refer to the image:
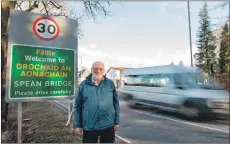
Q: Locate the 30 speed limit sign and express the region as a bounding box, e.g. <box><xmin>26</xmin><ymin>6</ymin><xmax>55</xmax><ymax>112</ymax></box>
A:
<box><xmin>33</xmin><ymin>17</ymin><xmax>60</xmax><ymax>41</ymax></box>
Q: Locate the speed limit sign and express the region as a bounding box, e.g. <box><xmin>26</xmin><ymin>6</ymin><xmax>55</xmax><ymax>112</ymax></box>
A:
<box><xmin>33</xmin><ymin>17</ymin><xmax>60</xmax><ymax>41</ymax></box>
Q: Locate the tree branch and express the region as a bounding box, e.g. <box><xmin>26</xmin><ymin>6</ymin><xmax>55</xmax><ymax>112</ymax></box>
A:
<box><xmin>51</xmin><ymin>12</ymin><xmax>68</xmax><ymax>18</ymax></box>
<box><xmin>14</xmin><ymin>0</ymin><xmax>110</xmax><ymax>38</ymax></box>
<box><xmin>210</xmin><ymin>16</ymin><xmax>228</xmax><ymax>20</ymax></box>
<box><xmin>42</xmin><ymin>1</ymin><xmax>49</xmax><ymax>15</ymax></box>
<box><xmin>107</xmin><ymin>1</ymin><xmax>110</xmax><ymax>6</ymax></box>
<box><xmin>83</xmin><ymin>0</ymin><xmax>111</xmax><ymax>21</ymax></box>
<box><xmin>68</xmin><ymin>10</ymin><xmax>85</xmax><ymax>20</ymax></box>
<box><xmin>50</xmin><ymin>1</ymin><xmax>61</xmax><ymax>9</ymax></box>
<box><xmin>26</xmin><ymin>1</ymin><xmax>39</xmax><ymax>12</ymax></box>
<box><xmin>84</xmin><ymin>1</ymin><xmax>96</xmax><ymax>20</ymax></box>
<box><xmin>209</xmin><ymin>1</ymin><xmax>229</xmax><ymax>11</ymax></box>
<box><xmin>95</xmin><ymin>1</ymin><xmax>108</xmax><ymax>16</ymax></box>
<box><xmin>76</xmin><ymin>14</ymin><xmax>85</xmax><ymax>21</ymax></box>
<box><xmin>16</xmin><ymin>1</ymin><xmax>23</xmax><ymax>11</ymax></box>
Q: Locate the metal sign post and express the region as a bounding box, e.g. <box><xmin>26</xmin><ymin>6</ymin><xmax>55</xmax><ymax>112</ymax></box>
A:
<box><xmin>18</xmin><ymin>102</ymin><xmax>22</xmax><ymax>143</ymax></box>
<box><xmin>68</xmin><ymin>100</ymin><xmax>74</xmax><ymax>132</ymax></box>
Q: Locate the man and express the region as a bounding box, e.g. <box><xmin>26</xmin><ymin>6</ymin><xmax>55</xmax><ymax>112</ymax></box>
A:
<box><xmin>74</xmin><ymin>61</ymin><xmax>120</xmax><ymax>143</ymax></box>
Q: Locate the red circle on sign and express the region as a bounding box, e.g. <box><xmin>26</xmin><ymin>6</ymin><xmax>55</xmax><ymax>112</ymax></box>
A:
<box><xmin>33</xmin><ymin>17</ymin><xmax>60</xmax><ymax>41</ymax></box>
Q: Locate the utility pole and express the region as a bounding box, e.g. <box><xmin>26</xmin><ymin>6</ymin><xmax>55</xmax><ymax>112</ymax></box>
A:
<box><xmin>188</xmin><ymin>1</ymin><xmax>193</xmax><ymax>67</ymax></box>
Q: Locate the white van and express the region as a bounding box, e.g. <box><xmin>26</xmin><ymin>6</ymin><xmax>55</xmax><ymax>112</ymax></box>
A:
<box><xmin>119</xmin><ymin>65</ymin><xmax>229</xmax><ymax>119</ymax></box>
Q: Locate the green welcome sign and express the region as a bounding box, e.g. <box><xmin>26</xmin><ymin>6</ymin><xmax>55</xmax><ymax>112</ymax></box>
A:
<box><xmin>9</xmin><ymin>44</ymin><xmax>75</xmax><ymax>101</ymax></box>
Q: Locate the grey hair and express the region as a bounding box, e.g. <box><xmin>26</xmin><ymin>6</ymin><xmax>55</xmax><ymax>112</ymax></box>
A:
<box><xmin>91</xmin><ymin>61</ymin><xmax>104</xmax><ymax>68</ymax></box>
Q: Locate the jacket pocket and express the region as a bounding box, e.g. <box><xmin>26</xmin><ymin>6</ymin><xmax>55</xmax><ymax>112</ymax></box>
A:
<box><xmin>83</xmin><ymin>96</ymin><xmax>88</xmax><ymax>103</ymax></box>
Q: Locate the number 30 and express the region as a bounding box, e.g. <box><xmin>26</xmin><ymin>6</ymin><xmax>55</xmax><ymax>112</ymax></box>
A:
<box><xmin>37</xmin><ymin>23</ymin><xmax>56</xmax><ymax>34</ymax></box>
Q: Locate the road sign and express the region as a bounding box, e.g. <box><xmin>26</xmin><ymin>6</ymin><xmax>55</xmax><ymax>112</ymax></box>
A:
<box><xmin>5</xmin><ymin>10</ymin><xmax>78</xmax><ymax>144</ymax></box>
<box><xmin>8</xmin><ymin>44</ymin><xmax>75</xmax><ymax>101</ymax></box>
<box><xmin>6</xmin><ymin>10</ymin><xmax>78</xmax><ymax>102</ymax></box>
<box><xmin>33</xmin><ymin>17</ymin><xmax>60</xmax><ymax>41</ymax></box>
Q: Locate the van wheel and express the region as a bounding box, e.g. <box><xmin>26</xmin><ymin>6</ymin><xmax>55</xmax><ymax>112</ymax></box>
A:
<box><xmin>180</xmin><ymin>104</ymin><xmax>201</xmax><ymax>120</ymax></box>
<box><xmin>128</xmin><ymin>98</ymin><xmax>137</xmax><ymax>109</ymax></box>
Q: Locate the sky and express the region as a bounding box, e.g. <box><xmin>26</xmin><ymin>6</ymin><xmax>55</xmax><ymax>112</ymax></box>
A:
<box><xmin>66</xmin><ymin>1</ymin><xmax>229</xmax><ymax>71</ymax></box>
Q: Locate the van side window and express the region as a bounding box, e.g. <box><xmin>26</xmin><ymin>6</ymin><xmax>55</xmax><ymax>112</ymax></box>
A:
<box><xmin>173</xmin><ymin>73</ymin><xmax>200</xmax><ymax>89</ymax></box>
<box><xmin>124</xmin><ymin>74</ymin><xmax>174</xmax><ymax>87</ymax></box>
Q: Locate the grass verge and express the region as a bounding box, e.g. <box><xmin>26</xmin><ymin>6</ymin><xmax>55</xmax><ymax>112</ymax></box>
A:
<box><xmin>1</xmin><ymin>101</ymin><xmax>82</xmax><ymax>143</ymax></box>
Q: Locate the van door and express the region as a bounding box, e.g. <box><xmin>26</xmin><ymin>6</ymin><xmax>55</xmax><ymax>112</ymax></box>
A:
<box><xmin>164</xmin><ymin>85</ymin><xmax>186</xmax><ymax>110</ymax></box>
<box><xmin>165</xmin><ymin>73</ymin><xmax>194</xmax><ymax>109</ymax></box>
<box><xmin>156</xmin><ymin>81</ymin><xmax>180</xmax><ymax>110</ymax></box>
<box><xmin>143</xmin><ymin>74</ymin><xmax>174</xmax><ymax>109</ymax></box>
<box><xmin>130</xmin><ymin>74</ymin><xmax>169</xmax><ymax>108</ymax></box>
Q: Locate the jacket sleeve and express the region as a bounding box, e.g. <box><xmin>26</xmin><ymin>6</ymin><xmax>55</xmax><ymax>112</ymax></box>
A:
<box><xmin>113</xmin><ymin>84</ymin><xmax>120</xmax><ymax>125</ymax></box>
<box><xmin>74</xmin><ymin>84</ymin><xmax>83</xmax><ymax>128</ymax></box>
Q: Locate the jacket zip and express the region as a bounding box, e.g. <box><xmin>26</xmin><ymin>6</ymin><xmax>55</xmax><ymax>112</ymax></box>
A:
<box><xmin>96</xmin><ymin>85</ymin><xmax>102</xmax><ymax>129</ymax></box>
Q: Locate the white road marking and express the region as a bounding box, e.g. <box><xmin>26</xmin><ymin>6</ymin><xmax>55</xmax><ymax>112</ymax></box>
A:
<box><xmin>133</xmin><ymin>110</ymin><xmax>230</xmax><ymax>134</ymax></box>
<box><xmin>115</xmin><ymin>134</ymin><xmax>132</xmax><ymax>143</ymax></box>
<box><xmin>53</xmin><ymin>100</ymin><xmax>68</xmax><ymax>109</ymax></box>
<box><xmin>53</xmin><ymin>100</ymin><xmax>132</xmax><ymax>143</ymax></box>
<box><xmin>52</xmin><ymin>100</ymin><xmax>72</xmax><ymax>125</ymax></box>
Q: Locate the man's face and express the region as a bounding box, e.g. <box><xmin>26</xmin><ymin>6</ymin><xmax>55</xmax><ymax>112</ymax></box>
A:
<box><xmin>92</xmin><ymin>62</ymin><xmax>104</xmax><ymax>80</ymax></box>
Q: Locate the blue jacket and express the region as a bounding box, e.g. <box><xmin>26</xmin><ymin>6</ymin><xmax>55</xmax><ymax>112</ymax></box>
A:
<box><xmin>74</xmin><ymin>74</ymin><xmax>120</xmax><ymax>130</ymax></box>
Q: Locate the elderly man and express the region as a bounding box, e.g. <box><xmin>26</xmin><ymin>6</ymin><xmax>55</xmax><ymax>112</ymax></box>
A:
<box><xmin>74</xmin><ymin>61</ymin><xmax>120</xmax><ymax>143</ymax></box>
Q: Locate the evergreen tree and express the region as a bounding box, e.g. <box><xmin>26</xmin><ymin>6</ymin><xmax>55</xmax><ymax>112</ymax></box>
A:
<box><xmin>219</xmin><ymin>23</ymin><xmax>229</xmax><ymax>74</ymax></box>
<box><xmin>194</xmin><ymin>3</ymin><xmax>217</xmax><ymax>74</ymax></box>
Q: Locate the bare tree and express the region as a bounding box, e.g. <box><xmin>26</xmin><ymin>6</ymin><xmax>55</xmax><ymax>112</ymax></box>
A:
<box><xmin>209</xmin><ymin>1</ymin><xmax>229</xmax><ymax>11</ymax></box>
<box><xmin>208</xmin><ymin>1</ymin><xmax>229</xmax><ymax>22</ymax></box>
<box><xmin>1</xmin><ymin>1</ymin><xmax>17</xmax><ymax>124</ymax></box>
<box><xmin>15</xmin><ymin>1</ymin><xmax>111</xmax><ymax>19</ymax></box>
<box><xmin>14</xmin><ymin>0</ymin><xmax>111</xmax><ymax>37</ymax></box>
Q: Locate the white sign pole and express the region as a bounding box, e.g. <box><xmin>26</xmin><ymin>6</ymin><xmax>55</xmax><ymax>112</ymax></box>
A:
<box><xmin>68</xmin><ymin>100</ymin><xmax>73</xmax><ymax>132</ymax></box>
<box><xmin>18</xmin><ymin>102</ymin><xmax>22</xmax><ymax>143</ymax></box>
<box><xmin>66</xmin><ymin>105</ymin><xmax>74</xmax><ymax>126</ymax></box>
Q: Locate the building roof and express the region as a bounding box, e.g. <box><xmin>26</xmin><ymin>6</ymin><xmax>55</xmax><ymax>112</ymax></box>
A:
<box><xmin>78</xmin><ymin>68</ymin><xmax>91</xmax><ymax>78</ymax></box>
<box><xmin>107</xmin><ymin>67</ymin><xmax>132</xmax><ymax>73</ymax></box>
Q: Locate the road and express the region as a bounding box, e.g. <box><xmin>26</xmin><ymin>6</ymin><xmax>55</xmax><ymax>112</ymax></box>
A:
<box><xmin>117</xmin><ymin>101</ymin><xmax>229</xmax><ymax>143</ymax></box>
<box><xmin>54</xmin><ymin>100</ymin><xmax>229</xmax><ymax>143</ymax></box>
